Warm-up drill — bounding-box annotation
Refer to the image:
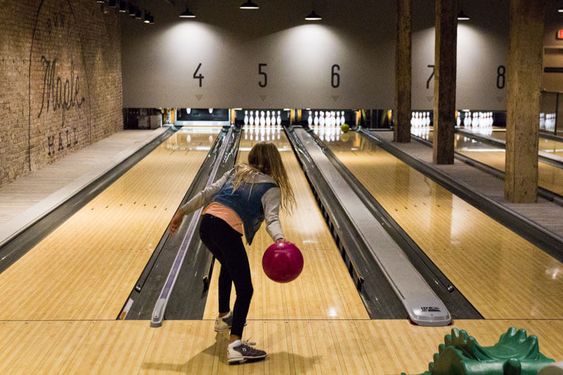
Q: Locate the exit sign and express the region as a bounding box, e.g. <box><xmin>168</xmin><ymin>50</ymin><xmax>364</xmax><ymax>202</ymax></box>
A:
<box><xmin>558</xmin><ymin>30</ymin><xmax>563</xmax><ymax>40</ymax></box>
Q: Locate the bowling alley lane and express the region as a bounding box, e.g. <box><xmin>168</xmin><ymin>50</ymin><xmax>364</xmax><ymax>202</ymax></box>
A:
<box><xmin>0</xmin><ymin>129</ymin><xmax>219</xmax><ymax>320</ymax></box>
<box><xmin>413</xmin><ymin>129</ymin><xmax>563</xmax><ymax>196</ymax></box>
<box><xmin>325</xmin><ymin>131</ymin><xmax>562</xmax><ymax>319</ymax></box>
<box><xmin>462</xmin><ymin>128</ymin><xmax>563</xmax><ymax>159</ymax></box>
<box><xmin>203</xmin><ymin>130</ymin><xmax>369</xmax><ymax>320</ymax></box>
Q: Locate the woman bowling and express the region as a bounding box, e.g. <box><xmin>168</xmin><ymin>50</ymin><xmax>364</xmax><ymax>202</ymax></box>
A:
<box><xmin>170</xmin><ymin>142</ymin><xmax>295</xmax><ymax>364</ymax></box>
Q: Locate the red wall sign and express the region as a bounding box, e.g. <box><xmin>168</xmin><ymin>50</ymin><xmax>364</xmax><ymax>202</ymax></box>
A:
<box><xmin>558</xmin><ymin>30</ymin><xmax>563</xmax><ymax>40</ymax></box>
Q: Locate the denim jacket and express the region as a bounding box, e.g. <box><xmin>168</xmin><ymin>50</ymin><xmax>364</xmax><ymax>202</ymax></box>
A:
<box><xmin>179</xmin><ymin>168</ymin><xmax>283</xmax><ymax>244</ymax></box>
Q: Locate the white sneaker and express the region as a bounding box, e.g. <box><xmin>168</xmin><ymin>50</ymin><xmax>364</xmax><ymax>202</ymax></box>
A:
<box><xmin>214</xmin><ymin>311</ymin><xmax>233</xmax><ymax>332</ymax></box>
<box><xmin>227</xmin><ymin>339</ymin><xmax>267</xmax><ymax>364</ymax></box>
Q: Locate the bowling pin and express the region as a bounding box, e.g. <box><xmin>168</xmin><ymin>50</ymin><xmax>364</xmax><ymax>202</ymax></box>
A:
<box><xmin>540</xmin><ymin>113</ymin><xmax>545</xmax><ymax>129</ymax></box>
<box><xmin>249</xmin><ymin>110</ymin><xmax>254</xmax><ymax>126</ymax></box>
<box><xmin>277</xmin><ymin>110</ymin><xmax>282</xmax><ymax>126</ymax></box>
<box><xmin>244</xmin><ymin>110</ymin><xmax>248</xmax><ymax>126</ymax></box>
<box><xmin>266</xmin><ymin>110</ymin><xmax>271</xmax><ymax>127</ymax></box>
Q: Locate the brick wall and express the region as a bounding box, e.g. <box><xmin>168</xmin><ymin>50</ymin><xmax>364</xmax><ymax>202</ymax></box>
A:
<box><xmin>0</xmin><ymin>0</ymin><xmax>122</xmax><ymax>186</ymax></box>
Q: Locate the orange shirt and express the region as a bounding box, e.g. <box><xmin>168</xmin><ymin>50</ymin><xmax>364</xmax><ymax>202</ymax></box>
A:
<box><xmin>203</xmin><ymin>202</ymin><xmax>244</xmax><ymax>234</ymax></box>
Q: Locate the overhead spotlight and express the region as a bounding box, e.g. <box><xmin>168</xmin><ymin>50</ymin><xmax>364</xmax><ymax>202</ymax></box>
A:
<box><xmin>457</xmin><ymin>9</ymin><xmax>470</xmax><ymax>21</ymax></box>
<box><xmin>119</xmin><ymin>1</ymin><xmax>128</xmax><ymax>13</ymax></box>
<box><xmin>96</xmin><ymin>0</ymin><xmax>104</xmax><ymax>4</ymax></box>
<box><xmin>135</xmin><ymin>8</ymin><xmax>142</xmax><ymax>19</ymax></box>
<box><xmin>128</xmin><ymin>4</ymin><xmax>136</xmax><ymax>17</ymax></box>
<box><xmin>558</xmin><ymin>6</ymin><xmax>563</xmax><ymax>13</ymax></box>
<box><xmin>305</xmin><ymin>10</ymin><xmax>322</xmax><ymax>21</ymax></box>
<box><xmin>144</xmin><ymin>11</ymin><xmax>151</xmax><ymax>23</ymax></box>
<box><xmin>179</xmin><ymin>7</ymin><xmax>196</xmax><ymax>18</ymax></box>
<box><xmin>240</xmin><ymin>1</ymin><xmax>259</xmax><ymax>10</ymax></box>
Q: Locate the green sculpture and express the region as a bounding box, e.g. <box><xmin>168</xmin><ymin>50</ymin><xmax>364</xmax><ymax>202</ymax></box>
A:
<box><xmin>407</xmin><ymin>327</ymin><xmax>555</xmax><ymax>375</ymax></box>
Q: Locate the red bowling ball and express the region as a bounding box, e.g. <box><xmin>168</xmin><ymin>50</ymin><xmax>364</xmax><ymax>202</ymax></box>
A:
<box><xmin>262</xmin><ymin>240</ymin><xmax>304</xmax><ymax>283</ymax></box>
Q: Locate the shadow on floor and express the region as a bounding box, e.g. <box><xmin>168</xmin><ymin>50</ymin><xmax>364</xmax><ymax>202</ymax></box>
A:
<box><xmin>141</xmin><ymin>332</ymin><xmax>320</xmax><ymax>373</ymax></box>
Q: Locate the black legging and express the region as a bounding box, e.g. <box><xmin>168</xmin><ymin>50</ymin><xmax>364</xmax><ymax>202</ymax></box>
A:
<box><xmin>199</xmin><ymin>214</ymin><xmax>253</xmax><ymax>338</ymax></box>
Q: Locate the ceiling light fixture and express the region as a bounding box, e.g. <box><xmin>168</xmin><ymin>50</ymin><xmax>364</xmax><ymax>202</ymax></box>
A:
<box><xmin>119</xmin><ymin>1</ymin><xmax>128</xmax><ymax>13</ymax></box>
<box><xmin>240</xmin><ymin>1</ymin><xmax>259</xmax><ymax>10</ymax></box>
<box><xmin>305</xmin><ymin>10</ymin><xmax>322</xmax><ymax>21</ymax></box>
<box><xmin>179</xmin><ymin>7</ymin><xmax>196</xmax><ymax>18</ymax></box>
<box><xmin>457</xmin><ymin>9</ymin><xmax>470</xmax><ymax>21</ymax></box>
<box><xmin>457</xmin><ymin>1</ymin><xmax>470</xmax><ymax>21</ymax></box>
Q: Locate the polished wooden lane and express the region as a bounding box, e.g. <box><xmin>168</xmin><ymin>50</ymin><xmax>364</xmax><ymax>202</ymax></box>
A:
<box><xmin>203</xmin><ymin>131</ymin><xmax>369</xmax><ymax>320</ymax></box>
<box><xmin>453</xmin><ymin>132</ymin><xmax>563</xmax><ymax>195</ymax></box>
<box><xmin>326</xmin><ymin>131</ymin><xmax>563</xmax><ymax>319</ymax></box>
<box><xmin>0</xmin><ymin>130</ymin><xmax>219</xmax><ymax>320</ymax></box>
<box><xmin>415</xmin><ymin>129</ymin><xmax>563</xmax><ymax>195</ymax></box>
<box><xmin>0</xmin><ymin>129</ymin><xmax>166</xmax><ymax>226</ymax></box>
<box><xmin>0</xmin><ymin>319</ymin><xmax>561</xmax><ymax>374</ymax></box>
<box><xmin>459</xmin><ymin>128</ymin><xmax>563</xmax><ymax>159</ymax></box>
<box><xmin>484</xmin><ymin>129</ymin><xmax>563</xmax><ymax>158</ymax></box>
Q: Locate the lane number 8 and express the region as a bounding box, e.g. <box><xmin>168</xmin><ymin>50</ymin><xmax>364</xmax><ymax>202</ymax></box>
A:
<box><xmin>496</xmin><ymin>65</ymin><xmax>506</xmax><ymax>89</ymax></box>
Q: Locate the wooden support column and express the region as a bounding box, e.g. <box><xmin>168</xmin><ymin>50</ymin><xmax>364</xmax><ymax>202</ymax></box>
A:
<box><xmin>394</xmin><ymin>0</ymin><xmax>412</xmax><ymax>143</ymax></box>
<box><xmin>433</xmin><ymin>0</ymin><xmax>457</xmax><ymax>164</ymax></box>
<box><xmin>505</xmin><ymin>0</ymin><xmax>545</xmax><ymax>203</ymax></box>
